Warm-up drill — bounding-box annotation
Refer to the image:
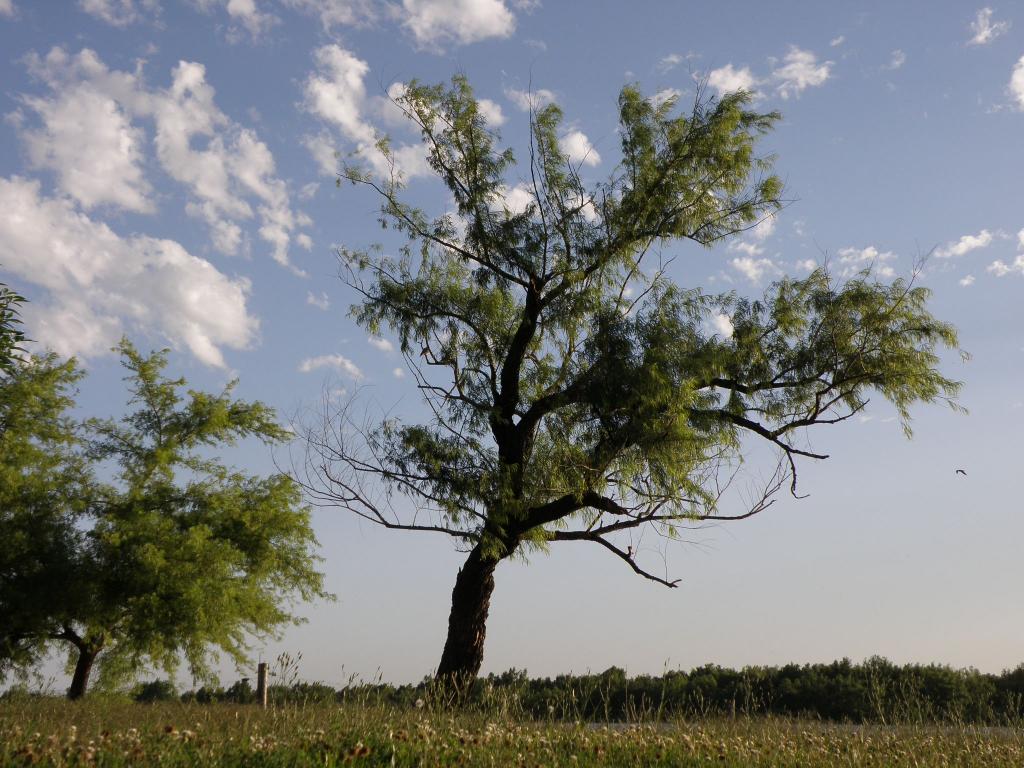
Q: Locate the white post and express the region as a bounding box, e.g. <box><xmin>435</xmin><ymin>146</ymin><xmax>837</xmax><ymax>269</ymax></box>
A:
<box><xmin>256</xmin><ymin>662</ymin><xmax>268</xmax><ymax>708</ymax></box>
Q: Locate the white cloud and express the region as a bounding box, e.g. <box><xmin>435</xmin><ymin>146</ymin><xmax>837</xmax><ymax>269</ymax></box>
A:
<box><xmin>401</xmin><ymin>0</ymin><xmax>515</xmax><ymax>48</ymax></box>
<box><xmin>490</xmin><ymin>183</ymin><xmax>534</xmax><ymax>216</ymax></box>
<box><xmin>386</xmin><ymin>142</ymin><xmax>432</xmax><ymax>179</ymax></box>
<box><xmin>934</xmin><ymin>229</ymin><xmax>993</xmax><ymax>258</ymax></box>
<box><xmin>707</xmin><ymin>47</ymin><xmax>831</xmax><ymax>102</ymax></box>
<box><xmin>303</xmin><ymin>133</ymin><xmax>339</xmax><ymax>175</ymax></box>
<box><xmin>750</xmin><ymin>213</ymin><xmax>777</xmax><ymax>241</ymax></box>
<box><xmin>772</xmin><ymin>46</ymin><xmax>832</xmax><ymax>99</ymax></box>
<box><xmin>231</xmin><ymin>0</ymin><xmax>275</xmax><ymax>34</ymax></box>
<box><xmin>19</xmin><ymin>82</ymin><xmax>153</xmax><ymax>212</ymax></box>
<box><xmin>989</xmin><ymin>257</ymin><xmax>1024</xmax><ymax>276</ymax></box>
<box><xmin>657</xmin><ymin>53</ymin><xmax>684</xmax><ymax>73</ymax></box>
<box><xmin>1017</xmin><ymin>227</ymin><xmax>1024</xmax><ymax>250</ymax></box>
<box><xmin>830</xmin><ymin>35</ymin><xmax>845</xmax><ymax>47</ymax></box>
<box><xmin>0</xmin><ymin>176</ymin><xmax>256</xmax><ymax>367</ymax></box>
<box><xmin>298</xmin><ymin>181</ymin><xmax>319</xmax><ymax>200</ymax></box>
<box><xmin>887</xmin><ymin>49</ymin><xmax>906</xmax><ymax>70</ymax></box>
<box><xmin>650</xmin><ymin>88</ymin><xmax>681</xmax><ymax>109</ymax></box>
<box><xmin>727</xmin><ymin>213</ymin><xmax>776</xmax><ymax>257</ymax></box>
<box><xmin>307</xmin><ymin>291</ymin><xmax>330</xmax><ymax>310</ymax></box>
<box><xmin>707</xmin><ymin>64</ymin><xmax>758</xmax><ymax>96</ymax></box>
<box><xmin>304</xmin><ymin>45</ymin><xmax>375</xmax><ymax>144</ymax></box>
<box><xmin>281</xmin><ymin>0</ymin><xmax>377</xmax><ymax>29</ymax></box>
<box><xmin>78</xmin><ymin>0</ymin><xmax>160</xmax><ymax>25</ymax></box>
<box><xmin>477</xmin><ymin>98</ymin><xmax>506</xmax><ymax>127</ymax></box>
<box><xmin>959</xmin><ymin>274</ymin><xmax>976</xmax><ymax>286</ymax></box>
<box><xmin>710</xmin><ymin>312</ymin><xmax>734</xmax><ymax>338</ymax></box>
<box><xmin>156</xmin><ymin>61</ymin><xmax>301</xmax><ymax>266</ymax></box>
<box><xmin>730</xmin><ymin>256</ymin><xmax>778</xmax><ymax>282</ymax></box>
<box><xmin>573</xmin><ymin>192</ymin><xmax>600</xmax><ymax>223</ymax></box>
<box><xmin>374</xmin><ymin>84</ymin><xmax>410</xmax><ymax>118</ymax></box>
<box><xmin>724</xmin><ymin>212</ymin><xmax>775</xmax><ymax>259</ymax></box>
<box><xmin>303</xmin><ymin>45</ymin><xmax>430</xmax><ymax>182</ymax></box>
<box><xmin>505</xmin><ymin>87</ymin><xmax>556</xmax><ymax>111</ymax></box>
<box><xmin>368</xmin><ymin>335</ymin><xmax>394</xmax><ymax>352</ymax></box>
<box><xmin>794</xmin><ymin>258</ymin><xmax>818</xmax><ymax>272</ymax></box>
<box><xmin>196</xmin><ymin>0</ymin><xmax>278</xmax><ymax>39</ymax></box>
<box><xmin>22</xmin><ymin>47</ymin><xmax>309</xmax><ymax>269</ymax></box>
<box><xmin>969</xmin><ymin>7</ymin><xmax>1010</xmax><ymax>45</ymax></box>
<box><xmin>988</xmin><ymin>256</ymin><xmax>1024</xmax><ymax>276</ymax></box>
<box><xmin>1009</xmin><ymin>56</ymin><xmax>1024</xmax><ymax>109</ymax></box>
<box><xmin>837</xmin><ymin>245</ymin><xmax>897</xmax><ymax>277</ymax></box>
<box><xmin>729</xmin><ymin>241</ymin><xmax>764</xmax><ymax>257</ymax></box>
<box><xmin>298</xmin><ymin>353</ymin><xmax>363</xmax><ymax>378</ymax></box>
<box><xmin>0</xmin><ymin>0</ymin><xmax>14</xmax><ymax>16</ymax></box>
<box><xmin>559</xmin><ymin>130</ymin><xmax>601</xmax><ymax>167</ymax></box>
<box><xmin>187</xmin><ymin>0</ymin><xmax>518</xmax><ymax>45</ymax></box>
<box><xmin>392</xmin><ymin>367</ymin><xmax>405</xmax><ymax>378</ymax></box>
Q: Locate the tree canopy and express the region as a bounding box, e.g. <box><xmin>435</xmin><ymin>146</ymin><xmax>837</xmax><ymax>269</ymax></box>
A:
<box><xmin>299</xmin><ymin>76</ymin><xmax>964</xmax><ymax>686</ymax></box>
<box><xmin>0</xmin><ymin>341</ymin><xmax>331</xmax><ymax>698</ymax></box>
<box><xmin>0</xmin><ymin>353</ymin><xmax>85</xmax><ymax>678</ymax></box>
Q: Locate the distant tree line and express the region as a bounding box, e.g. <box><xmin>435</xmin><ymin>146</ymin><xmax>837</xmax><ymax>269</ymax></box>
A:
<box><xmin>114</xmin><ymin>658</ymin><xmax>1024</xmax><ymax>725</ymax></box>
<box><xmin>474</xmin><ymin>658</ymin><xmax>1021</xmax><ymax>724</ymax></box>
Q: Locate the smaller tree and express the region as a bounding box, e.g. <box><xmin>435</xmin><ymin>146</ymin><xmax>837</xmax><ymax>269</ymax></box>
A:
<box><xmin>0</xmin><ymin>341</ymin><xmax>331</xmax><ymax>699</ymax></box>
<box><xmin>0</xmin><ymin>353</ymin><xmax>86</xmax><ymax>677</ymax></box>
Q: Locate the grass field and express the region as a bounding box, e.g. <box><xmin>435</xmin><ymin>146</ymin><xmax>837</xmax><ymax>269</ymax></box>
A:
<box><xmin>3</xmin><ymin>699</ymin><xmax>1024</xmax><ymax>766</ymax></box>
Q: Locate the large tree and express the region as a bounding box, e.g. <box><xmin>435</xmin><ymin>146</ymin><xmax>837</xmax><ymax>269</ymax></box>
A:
<box><xmin>0</xmin><ymin>342</ymin><xmax>330</xmax><ymax>699</ymax></box>
<box><xmin>299</xmin><ymin>78</ymin><xmax>962</xmax><ymax>687</ymax></box>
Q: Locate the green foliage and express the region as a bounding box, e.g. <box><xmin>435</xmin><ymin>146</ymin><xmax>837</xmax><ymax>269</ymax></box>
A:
<box><xmin>179</xmin><ymin>679</ymin><xmax>340</xmax><ymax>706</ymax></box>
<box><xmin>173</xmin><ymin>658</ymin><xmax>1024</xmax><ymax>727</ymax></box>
<box><xmin>310</xmin><ymin>75</ymin><xmax>962</xmax><ymax>585</ymax></box>
<box><xmin>0</xmin><ymin>279</ymin><xmax>27</xmax><ymax>377</ymax></box>
<box><xmin>132</xmin><ymin>679</ymin><xmax>177</xmax><ymax>703</ymax></box>
<box><xmin>0</xmin><ymin>353</ymin><xmax>87</xmax><ymax>672</ymax></box>
<box><xmin>0</xmin><ymin>340</ymin><xmax>331</xmax><ymax>695</ymax></box>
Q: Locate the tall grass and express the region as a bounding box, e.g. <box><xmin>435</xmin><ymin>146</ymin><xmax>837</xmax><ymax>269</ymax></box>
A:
<box><xmin>3</xmin><ymin>697</ymin><xmax>1024</xmax><ymax>767</ymax></box>
<box><xmin>7</xmin><ymin>657</ymin><xmax>1024</xmax><ymax>765</ymax></box>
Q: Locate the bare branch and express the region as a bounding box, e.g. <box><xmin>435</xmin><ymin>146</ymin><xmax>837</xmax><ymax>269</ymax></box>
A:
<box><xmin>553</xmin><ymin>532</ymin><xmax>680</xmax><ymax>588</ymax></box>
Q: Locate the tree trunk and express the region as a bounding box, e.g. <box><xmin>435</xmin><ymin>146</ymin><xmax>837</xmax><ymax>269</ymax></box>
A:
<box><xmin>67</xmin><ymin>646</ymin><xmax>99</xmax><ymax>701</ymax></box>
<box><xmin>436</xmin><ymin>544</ymin><xmax>500</xmax><ymax>688</ymax></box>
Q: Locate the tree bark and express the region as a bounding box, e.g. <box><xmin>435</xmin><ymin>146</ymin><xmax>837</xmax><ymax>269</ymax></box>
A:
<box><xmin>67</xmin><ymin>645</ymin><xmax>99</xmax><ymax>701</ymax></box>
<box><xmin>435</xmin><ymin>544</ymin><xmax>500</xmax><ymax>688</ymax></box>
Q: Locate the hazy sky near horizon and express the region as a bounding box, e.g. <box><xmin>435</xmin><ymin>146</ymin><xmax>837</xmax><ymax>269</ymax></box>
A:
<box><xmin>2</xmin><ymin>1</ymin><xmax>1024</xmax><ymax>687</ymax></box>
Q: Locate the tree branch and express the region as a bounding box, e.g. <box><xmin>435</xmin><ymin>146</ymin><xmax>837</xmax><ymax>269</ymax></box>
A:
<box><xmin>553</xmin><ymin>533</ymin><xmax>680</xmax><ymax>588</ymax></box>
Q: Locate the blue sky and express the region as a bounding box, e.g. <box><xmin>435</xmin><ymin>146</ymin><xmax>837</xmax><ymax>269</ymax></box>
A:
<box><xmin>3</xmin><ymin>1</ymin><xmax>1024</xmax><ymax>686</ymax></box>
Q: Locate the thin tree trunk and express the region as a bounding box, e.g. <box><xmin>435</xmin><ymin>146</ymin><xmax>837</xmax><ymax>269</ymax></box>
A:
<box><xmin>67</xmin><ymin>646</ymin><xmax>99</xmax><ymax>701</ymax></box>
<box><xmin>436</xmin><ymin>544</ymin><xmax>500</xmax><ymax>688</ymax></box>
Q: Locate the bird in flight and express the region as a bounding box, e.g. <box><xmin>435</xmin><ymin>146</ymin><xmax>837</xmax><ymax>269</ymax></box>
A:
<box><xmin>955</xmin><ymin>469</ymin><xmax>967</xmax><ymax>476</ymax></box>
